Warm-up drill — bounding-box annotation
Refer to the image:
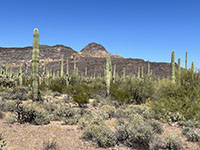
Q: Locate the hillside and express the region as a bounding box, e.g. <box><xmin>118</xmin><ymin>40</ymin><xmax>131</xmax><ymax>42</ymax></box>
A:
<box><xmin>0</xmin><ymin>43</ymin><xmax>172</xmax><ymax>78</ymax></box>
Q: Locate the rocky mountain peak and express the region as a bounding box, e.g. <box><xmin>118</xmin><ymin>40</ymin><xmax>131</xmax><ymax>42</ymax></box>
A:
<box><xmin>75</xmin><ymin>42</ymin><xmax>121</xmax><ymax>58</ymax></box>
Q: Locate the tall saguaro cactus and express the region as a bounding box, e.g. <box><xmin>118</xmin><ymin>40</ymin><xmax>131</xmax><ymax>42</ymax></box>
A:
<box><xmin>105</xmin><ymin>54</ymin><xmax>112</xmax><ymax>96</ymax></box>
<box><xmin>60</xmin><ymin>55</ymin><xmax>64</xmax><ymax>77</ymax></box>
<box><xmin>171</xmin><ymin>51</ymin><xmax>175</xmax><ymax>83</ymax></box>
<box><xmin>147</xmin><ymin>61</ymin><xmax>150</xmax><ymax>76</ymax></box>
<box><xmin>19</xmin><ymin>65</ymin><xmax>23</xmax><ymax>86</ymax></box>
<box><xmin>32</xmin><ymin>28</ymin><xmax>40</xmax><ymax>101</ymax></box>
<box><xmin>185</xmin><ymin>51</ymin><xmax>188</xmax><ymax>71</ymax></box>
<box><xmin>113</xmin><ymin>64</ymin><xmax>116</xmax><ymax>83</ymax></box>
<box><xmin>178</xmin><ymin>58</ymin><xmax>181</xmax><ymax>79</ymax></box>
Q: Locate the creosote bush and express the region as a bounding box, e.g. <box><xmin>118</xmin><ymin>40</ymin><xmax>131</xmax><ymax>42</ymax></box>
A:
<box><xmin>14</xmin><ymin>102</ymin><xmax>50</xmax><ymax>125</ymax></box>
<box><xmin>82</xmin><ymin>118</ymin><xmax>117</xmax><ymax>148</ymax></box>
<box><xmin>182</xmin><ymin>127</ymin><xmax>200</xmax><ymax>142</ymax></box>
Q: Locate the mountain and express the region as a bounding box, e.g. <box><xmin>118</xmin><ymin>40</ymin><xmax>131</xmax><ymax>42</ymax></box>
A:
<box><xmin>0</xmin><ymin>43</ymin><xmax>173</xmax><ymax>78</ymax></box>
<box><xmin>74</xmin><ymin>42</ymin><xmax>122</xmax><ymax>58</ymax></box>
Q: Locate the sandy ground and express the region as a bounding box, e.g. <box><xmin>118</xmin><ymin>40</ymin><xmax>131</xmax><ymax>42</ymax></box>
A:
<box><xmin>0</xmin><ymin>119</ymin><xmax>128</xmax><ymax>150</ymax></box>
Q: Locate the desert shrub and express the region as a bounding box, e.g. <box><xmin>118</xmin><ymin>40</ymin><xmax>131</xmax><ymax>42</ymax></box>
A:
<box><xmin>53</xmin><ymin>106</ymin><xmax>76</xmax><ymax>121</ymax></box>
<box><xmin>14</xmin><ymin>102</ymin><xmax>50</xmax><ymax>125</ymax></box>
<box><xmin>115</xmin><ymin>114</ymin><xmax>155</xmax><ymax>150</ymax></box>
<box><xmin>99</xmin><ymin>105</ymin><xmax>116</xmax><ymax>119</ymax></box>
<box><xmin>182</xmin><ymin>127</ymin><xmax>200</xmax><ymax>142</ymax></box>
<box><xmin>149</xmin><ymin>121</ymin><xmax>164</xmax><ymax>134</ymax></box>
<box><xmin>4</xmin><ymin>113</ymin><xmax>16</xmax><ymax>124</ymax></box>
<box><xmin>165</xmin><ymin>136</ymin><xmax>184</xmax><ymax>150</ymax></box>
<box><xmin>178</xmin><ymin>120</ymin><xmax>200</xmax><ymax>128</ymax></box>
<box><xmin>1</xmin><ymin>100</ymin><xmax>18</xmax><ymax>112</ymax></box>
<box><xmin>149</xmin><ymin>135</ymin><xmax>167</xmax><ymax>150</ymax></box>
<box><xmin>41</xmin><ymin>103</ymin><xmax>58</xmax><ymax>120</ymax></box>
<box><xmin>115</xmin><ymin>104</ymin><xmax>154</xmax><ymax>119</ymax></box>
<box><xmin>78</xmin><ymin>111</ymin><xmax>103</xmax><ymax>130</ymax></box>
<box><xmin>0</xmin><ymin>87</ymin><xmax>29</xmax><ymax>101</ymax></box>
<box><xmin>66</xmin><ymin>83</ymin><xmax>97</xmax><ymax>99</ymax></box>
<box><xmin>115</xmin><ymin>119</ymin><xmax>129</xmax><ymax>143</ymax></box>
<box><xmin>111</xmin><ymin>76</ymin><xmax>156</xmax><ymax>104</ymax></box>
<box><xmin>53</xmin><ymin>106</ymin><xmax>83</xmax><ymax>125</ymax></box>
<box><xmin>43</xmin><ymin>138</ymin><xmax>58</xmax><ymax>150</ymax></box>
<box><xmin>82</xmin><ymin>119</ymin><xmax>117</xmax><ymax>148</ymax></box>
<box><xmin>152</xmin><ymin>70</ymin><xmax>200</xmax><ymax>122</ymax></box>
<box><xmin>48</xmin><ymin>78</ymin><xmax>67</xmax><ymax>93</ymax></box>
<box><xmin>0</xmin><ymin>133</ymin><xmax>6</xmax><ymax>150</ymax></box>
<box><xmin>72</xmin><ymin>93</ymin><xmax>89</xmax><ymax>107</ymax></box>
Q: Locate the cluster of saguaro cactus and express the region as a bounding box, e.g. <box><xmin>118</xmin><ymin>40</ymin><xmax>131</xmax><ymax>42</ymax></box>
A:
<box><xmin>32</xmin><ymin>28</ymin><xmax>40</xmax><ymax>101</ymax></box>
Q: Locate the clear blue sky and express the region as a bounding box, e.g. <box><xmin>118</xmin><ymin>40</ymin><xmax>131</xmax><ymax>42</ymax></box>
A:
<box><xmin>0</xmin><ymin>0</ymin><xmax>200</xmax><ymax>68</ymax></box>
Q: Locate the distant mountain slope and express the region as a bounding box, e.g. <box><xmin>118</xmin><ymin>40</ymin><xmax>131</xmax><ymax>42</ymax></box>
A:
<box><xmin>0</xmin><ymin>43</ymin><xmax>172</xmax><ymax>78</ymax></box>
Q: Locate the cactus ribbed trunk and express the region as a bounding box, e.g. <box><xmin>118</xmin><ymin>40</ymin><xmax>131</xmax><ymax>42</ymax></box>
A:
<box><xmin>178</xmin><ymin>58</ymin><xmax>181</xmax><ymax>79</ymax></box>
<box><xmin>66</xmin><ymin>57</ymin><xmax>69</xmax><ymax>75</ymax></box>
<box><xmin>122</xmin><ymin>67</ymin><xmax>126</xmax><ymax>82</ymax></box>
<box><xmin>32</xmin><ymin>28</ymin><xmax>40</xmax><ymax>101</ymax></box>
<box><xmin>147</xmin><ymin>61</ymin><xmax>150</xmax><ymax>76</ymax></box>
<box><xmin>105</xmin><ymin>54</ymin><xmax>112</xmax><ymax>96</ymax></box>
<box><xmin>60</xmin><ymin>55</ymin><xmax>64</xmax><ymax>77</ymax></box>
<box><xmin>141</xmin><ymin>66</ymin><xmax>144</xmax><ymax>78</ymax></box>
<box><xmin>19</xmin><ymin>65</ymin><xmax>23</xmax><ymax>86</ymax></box>
<box><xmin>113</xmin><ymin>64</ymin><xmax>116</xmax><ymax>83</ymax></box>
<box><xmin>191</xmin><ymin>61</ymin><xmax>194</xmax><ymax>73</ymax></box>
<box><xmin>137</xmin><ymin>66</ymin><xmax>140</xmax><ymax>79</ymax></box>
<box><xmin>171</xmin><ymin>51</ymin><xmax>175</xmax><ymax>83</ymax></box>
<box><xmin>85</xmin><ymin>67</ymin><xmax>87</xmax><ymax>77</ymax></box>
<box><xmin>185</xmin><ymin>51</ymin><xmax>188</xmax><ymax>71</ymax></box>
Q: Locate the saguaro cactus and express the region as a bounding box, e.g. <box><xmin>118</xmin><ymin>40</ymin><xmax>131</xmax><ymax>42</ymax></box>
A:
<box><xmin>178</xmin><ymin>58</ymin><xmax>181</xmax><ymax>79</ymax></box>
<box><xmin>105</xmin><ymin>54</ymin><xmax>112</xmax><ymax>96</ymax></box>
<box><xmin>122</xmin><ymin>67</ymin><xmax>126</xmax><ymax>81</ymax></box>
<box><xmin>32</xmin><ymin>28</ymin><xmax>40</xmax><ymax>101</ymax></box>
<box><xmin>60</xmin><ymin>55</ymin><xmax>64</xmax><ymax>77</ymax></box>
<box><xmin>191</xmin><ymin>61</ymin><xmax>194</xmax><ymax>73</ymax></box>
<box><xmin>171</xmin><ymin>51</ymin><xmax>175</xmax><ymax>83</ymax></box>
<box><xmin>85</xmin><ymin>67</ymin><xmax>87</xmax><ymax>77</ymax></box>
<box><xmin>141</xmin><ymin>66</ymin><xmax>144</xmax><ymax>78</ymax></box>
<box><xmin>113</xmin><ymin>64</ymin><xmax>116</xmax><ymax>83</ymax></box>
<box><xmin>147</xmin><ymin>61</ymin><xmax>150</xmax><ymax>76</ymax></box>
<box><xmin>185</xmin><ymin>51</ymin><xmax>188</xmax><ymax>71</ymax></box>
<box><xmin>19</xmin><ymin>65</ymin><xmax>23</xmax><ymax>86</ymax></box>
<box><xmin>137</xmin><ymin>66</ymin><xmax>140</xmax><ymax>79</ymax></box>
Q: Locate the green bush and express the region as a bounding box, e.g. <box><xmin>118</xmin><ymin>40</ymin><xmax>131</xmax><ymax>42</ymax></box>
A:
<box><xmin>182</xmin><ymin>127</ymin><xmax>200</xmax><ymax>142</ymax></box>
<box><xmin>149</xmin><ymin>121</ymin><xmax>164</xmax><ymax>134</ymax></box>
<box><xmin>152</xmin><ymin>70</ymin><xmax>200</xmax><ymax>122</ymax></box>
<box><xmin>14</xmin><ymin>102</ymin><xmax>50</xmax><ymax>125</ymax></box>
<box><xmin>53</xmin><ymin>106</ymin><xmax>84</xmax><ymax>125</ymax></box>
<box><xmin>115</xmin><ymin>114</ymin><xmax>155</xmax><ymax>150</ymax></box>
<box><xmin>165</xmin><ymin>136</ymin><xmax>184</xmax><ymax>150</ymax></box>
<box><xmin>111</xmin><ymin>76</ymin><xmax>156</xmax><ymax>104</ymax></box>
<box><xmin>48</xmin><ymin>78</ymin><xmax>67</xmax><ymax>93</ymax></box>
<box><xmin>72</xmin><ymin>93</ymin><xmax>89</xmax><ymax>107</ymax></box>
<box><xmin>115</xmin><ymin>104</ymin><xmax>154</xmax><ymax>119</ymax></box>
<box><xmin>82</xmin><ymin>119</ymin><xmax>117</xmax><ymax>148</ymax></box>
<box><xmin>178</xmin><ymin>120</ymin><xmax>200</xmax><ymax>128</ymax></box>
